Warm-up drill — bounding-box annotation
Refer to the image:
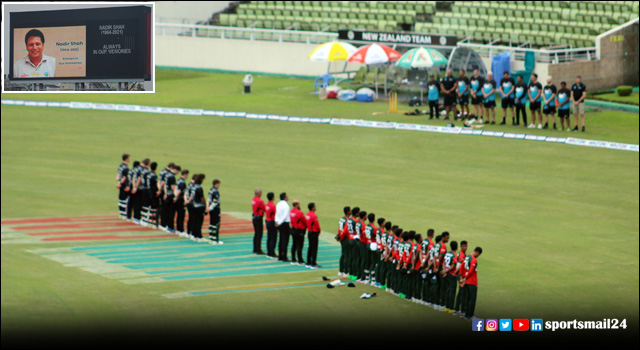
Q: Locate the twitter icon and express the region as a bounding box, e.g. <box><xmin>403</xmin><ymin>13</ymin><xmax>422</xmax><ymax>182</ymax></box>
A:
<box><xmin>499</xmin><ymin>319</ymin><xmax>512</xmax><ymax>331</ymax></box>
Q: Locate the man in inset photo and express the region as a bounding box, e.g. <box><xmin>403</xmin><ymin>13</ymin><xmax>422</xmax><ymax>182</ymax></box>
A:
<box><xmin>14</xmin><ymin>29</ymin><xmax>56</xmax><ymax>78</ymax></box>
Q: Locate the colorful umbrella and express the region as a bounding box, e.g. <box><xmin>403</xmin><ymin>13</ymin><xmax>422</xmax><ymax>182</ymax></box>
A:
<box><xmin>347</xmin><ymin>43</ymin><xmax>402</xmax><ymax>65</ymax></box>
<box><xmin>308</xmin><ymin>42</ymin><xmax>358</xmax><ymax>62</ymax></box>
<box><xmin>347</xmin><ymin>44</ymin><xmax>402</xmax><ymax>98</ymax></box>
<box><xmin>396</xmin><ymin>47</ymin><xmax>449</xmax><ymax>68</ymax></box>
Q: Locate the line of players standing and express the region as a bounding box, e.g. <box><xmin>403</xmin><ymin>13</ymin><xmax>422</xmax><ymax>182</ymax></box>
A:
<box><xmin>426</xmin><ymin>70</ymin><xmax>588</xmax><ymax>132</ymax></box>
<box><xmin>116</xmin><ymin>153</ymin><xmax>224</xmax><ymax>244</ymax></box>
<box><xmin>336</xmin><ymin>206</ymin><xmax>483</xmax><ymax>320</ymax></box>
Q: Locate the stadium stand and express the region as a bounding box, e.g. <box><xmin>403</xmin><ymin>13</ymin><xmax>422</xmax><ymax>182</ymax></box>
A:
<box><xmin>212</xmin><ymin>1</ymin><xmax>638</xmax><ymax>48</ymax></box>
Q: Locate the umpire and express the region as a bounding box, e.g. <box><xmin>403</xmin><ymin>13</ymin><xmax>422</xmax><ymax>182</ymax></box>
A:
<box><xmin>251</xmin><ymin>188</ymin><xmax>266</xmax><ymax>254</ymax></box>
<box><xmin>275</xmin><ymin>192</ymin><xmax>291</xmax><ymax>262</ymax></box>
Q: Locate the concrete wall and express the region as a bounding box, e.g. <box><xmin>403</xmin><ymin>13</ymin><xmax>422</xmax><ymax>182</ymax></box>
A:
<box><xmin>155</xmin><ymin>35</ymin><xmax>363</xmax><ymax>79</ymax></box>
<box><xmin>548</xmin><ymin>23</ymin><xmax>638</xmax><ymax>91</ymax></box>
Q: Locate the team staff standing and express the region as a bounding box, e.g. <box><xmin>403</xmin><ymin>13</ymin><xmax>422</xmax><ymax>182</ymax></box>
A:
<box><xmin>456</xmin><ymin>70</ymin><xmax>470</xmax><ymax>119</ymax></box>
<box><xmin>528</xmin><ymin>73</ymin><xmax>543</xmax><ymax>129</ymax></box>
<box><xmin>265</xmin><ymin>192</ymin><xmax>278</xmax><ymax>258</ymax></box>
<box><xmin>572</xmin><ymin>76</ymin><xmax>587</xmax><ymax>132</ymax></box>
<box><xmin>426</xmin><ymin>74</ymin><xmax>440</xmax><ymax>120</ymax></box>
<box><xmin>275</xmin><ymin>192</ymin><xmax>291</xmax><ymax>262</ymax></box>
<box><xmin>542</xmin><ymin>76</ymin><xmax>557</xmax><ymax>130</ymax></box>
<box><xmin>482</xmin><ymin>73</ymin><xmax>496</xmax><ymax>124</ymax></box>
<box><xmin>514</xmin><ymin>75</ymin><xmax>528</xmax><ymax>127</ymax></box>
<box><xmin>499</xmin><ymin>71</ymin><xmax>516</xmax><ymax>125</ymax></box>
<box><xmin>252</xmin><ymin>188</ymin><xmax>266</xmax><ymax>254</ymax></box>
<box><xmin>557</xmin><ymin>82</ymin><xmax>572</xmax><ymax>131</ymax></box>
<box><xmin>440</xmin><ymin>69</ymin><xmax>457</xmax><ymax>121</ymax></box>
<box><xmin>469</xmin><ymin>69</ymin><xmax>485</xmax><ymax>122</ymax></box>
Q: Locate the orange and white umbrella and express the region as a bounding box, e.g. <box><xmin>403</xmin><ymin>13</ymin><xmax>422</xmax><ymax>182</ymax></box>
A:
<box><xmin>347</xmin><ymin>43</ymin><xmax>402</xmax><ymax>65</ymax></box>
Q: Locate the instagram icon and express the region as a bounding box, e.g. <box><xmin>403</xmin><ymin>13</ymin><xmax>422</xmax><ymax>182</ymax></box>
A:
<box><xmin>486</xmin><ymin>319</ymin><xmax>499</xmax><ymax>331</ymax></box>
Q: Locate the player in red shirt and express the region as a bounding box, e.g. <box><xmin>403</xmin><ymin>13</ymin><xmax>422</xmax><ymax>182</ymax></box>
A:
<box><xmin>381</xmin><ymin>224</ymin><xmax>397</xmax><ymax>290</ymax></box>
<box><xmin>460</xmin><ymin>246</ymin><xmax>483</xmax><ymax>320</ymax></box>
<box><xmin>354</xmin><ymin>210</ymin><xmax>367</xmax><ymax>281</ymax></box>
<box><xmin>264</xmin><ymin>192</ymin><xmax>278</xmax><ymax>259</ymax></box>
<box><xmin>387</xmin><ymin>227</ymin><xmax>402</xmax><ymax>294</ymax></box>
<box><xmin>289</xmin><ymin>200</ymin><xmax>307</xmax><ymax>266</ymax></box>
<box><xmin>372</xmin><ymin>217</ymin><xmax>386</xmax><ymax>287</ymax></box>
<box><xmin>454</xmin><ymin>240</ymin><xmax>468</xmax><ymax>316</ymax></box>
<box><xmin>336</xmin><ymin>206</ymin><xmax>351</xmax><ymax>277</ymax></box>
<box><xmin>435</xmin><ymin>231</ymin><xmax>450</xmax><ymax>310</ymax></box>
<box><xmin>305</xmin><ymin>202</ymin><xmax>321</xmax><ymax>269</ymax></box>
<box><xmin>345</xmin><ymin>207</ymin><xmax>360</xmax><ymax>280</ymax></box>
<box><xmin>363</xmin><ymin>212</ymin><xmax>377</xmax><ymax>284</ymax></box>
<box><xmin>251</xmin><ymin>188</ymin><xmax>266</xmax><ymax>255</ymax></box>
<box><xmin>420</xmin><ymin>229</ymin><xmax>435</xmax><ymax>304</ymax></box>
<box><xmin>441</xmin><ymin>240</ymin><xmax>459</xmax><ymax>313</ymax></box>
<box><xmin>412</xmin><ymin>233</ymin><xmax>424</xmax><ymax>303</ymax></box>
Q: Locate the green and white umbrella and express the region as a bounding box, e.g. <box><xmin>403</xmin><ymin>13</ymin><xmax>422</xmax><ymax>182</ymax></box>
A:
<box><xmin>396</xmin><ymin>47</ymin><xmax>449</xmax><ymax>68</ymax></box>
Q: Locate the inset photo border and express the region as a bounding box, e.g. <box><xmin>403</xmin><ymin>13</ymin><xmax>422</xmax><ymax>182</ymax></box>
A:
<box><xmin>2</xmin><ymin>2</ymin><xmax>154</xmax><ymax>93</ymax></box>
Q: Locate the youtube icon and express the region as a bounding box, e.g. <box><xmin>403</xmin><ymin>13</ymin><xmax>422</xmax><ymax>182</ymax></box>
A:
<box><xmin>514</xmin><ymin>319</ymin><xmax>530</xmax><ymax>331</ymax></box>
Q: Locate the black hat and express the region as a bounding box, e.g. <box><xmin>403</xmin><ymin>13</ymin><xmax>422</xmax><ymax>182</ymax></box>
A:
<box><xmin>347</xmin><ymin>283</ymin><xmax>356</xmax><ymax>288</ymax></box>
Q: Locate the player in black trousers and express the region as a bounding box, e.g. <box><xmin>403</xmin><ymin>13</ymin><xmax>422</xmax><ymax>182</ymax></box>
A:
<box><xmin>116</xmin><ymin>153</ymin><xmax>130</xmax><ymax>218</ymax></box>
<box><xmin>305</xmin><ymin>202</ymin><xmax>321</xmax><ymax>269</ymax></box>
<box><xmin>174</xmin><ymin>169</ymin><xmax>189</xmax><ymax>234</ymax></box>
<box><xmin>275</xmin><ymin>193</ymin><xmax>291</xmax><ymax>262</ymax></box>
<box><xmin>184</xmin><ymin>174</ymin><xmax>198</xmax><ymax>239</ymax></box>
<box><xmin>162</xmin><ymin>165</ymin><xmax>180</xmax><ymax>232</ymax></box>
<box><xmin>264</xmin><ymin>192</ymin><xmax>278</xmax><ymax>258</ymax></box>
<box><xmin>142</xmin><ymin>161</ymin><xmax>159</xmax><ymax>227</ymax></box>
<box><xmin>290</xmin><ymin>200</ymin><xmax>307</xmax><ymax>265</ymax></box>
<box><xmin>207</xmin><ymin>179</ymin><xmax>222</xmax><ymax>244</ymax></box>
<box><xmin>137</xmin><ymin>159</ymin><xmax>151</xmax><ymax>225</ymax></box>
<box><xmin>251</xmin><ymin>188</ymin><xmax>266</xmax><ymax>254</ymax></box>
<box><xmin>190</xmin><ymin>174</ymin><xmax>206</xmax><ymax>241</ymax></box>
<box><xmin>127</xmin><ymin>160</ymin><xmax>141</xmax><ymax>222</ymax></box>
<box><xmin>157</xmin><ymin>162</ymin><xmax>175</xmax><ymax>229</ymax></box>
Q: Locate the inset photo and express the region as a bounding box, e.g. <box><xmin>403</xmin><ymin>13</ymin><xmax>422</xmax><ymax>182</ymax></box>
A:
<box><xmin>2</xmin><ymin>2</ymin><xmax>154</xmax><ymax>92</ymax></box>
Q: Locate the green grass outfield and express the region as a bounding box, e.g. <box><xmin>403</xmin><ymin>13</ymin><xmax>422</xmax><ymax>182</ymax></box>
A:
<box><xmin>2</xmin><ymin>69</ymin><xmax>639</xmax><ymax>346</ymax></box>
<box><xmin>590</xmin><ymin>92</ymin><xmax>640</xmax><ymax>106</ymax></box>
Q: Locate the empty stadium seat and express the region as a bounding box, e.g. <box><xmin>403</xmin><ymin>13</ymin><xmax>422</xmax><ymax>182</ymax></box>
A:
<box><xmin>210</xmin><ymin>0</ymin><xmax>633</xmax><ymax>48</ymax></box>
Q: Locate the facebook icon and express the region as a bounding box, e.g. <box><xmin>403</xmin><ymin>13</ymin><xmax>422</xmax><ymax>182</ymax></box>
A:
<box><xmin>531</xmin><ymin>319</ymin><xmax>544</xmax><ymax>331</ymax></box>
<box><xmin>472</xmin><ymin>318</ymin><xmax>484</xmax><ymax>331</ymax></box>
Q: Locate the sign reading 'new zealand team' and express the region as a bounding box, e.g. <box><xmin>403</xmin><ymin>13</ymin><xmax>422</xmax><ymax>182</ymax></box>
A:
<box><xmin>339</xmin><ymin>30</ymin><xmax>457</xmax><ymax>46</ymax></box>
